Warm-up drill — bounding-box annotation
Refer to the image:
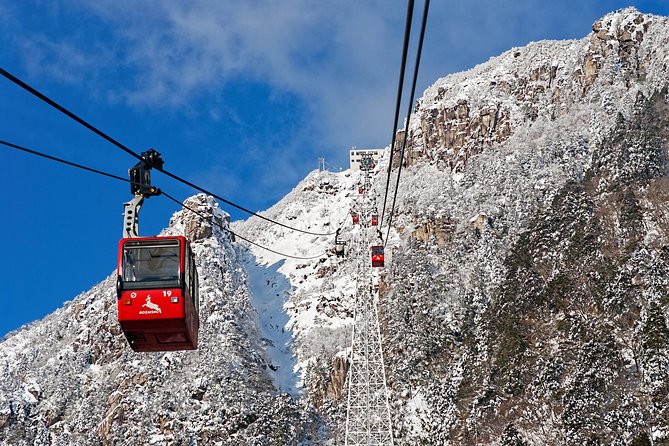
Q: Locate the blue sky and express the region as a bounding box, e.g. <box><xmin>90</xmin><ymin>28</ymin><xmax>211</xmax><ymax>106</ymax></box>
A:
<box><xmin>2</xmin><ymin>1</ymin><xmax>668</xmax><ymax>337</ymax></box>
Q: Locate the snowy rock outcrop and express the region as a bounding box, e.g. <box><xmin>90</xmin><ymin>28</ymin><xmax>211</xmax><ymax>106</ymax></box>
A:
<box><xmin>0</xmin><ymin>195</ymin><xmax>313</xmax><ymax>445</ymax></box>
<box><xmin>3</xmin><ymin>7</ymin><xmax>669</xmax><ymax>446</ymax></box>
<box><xmin>238</xmin><ymin>8</ymin><xmax>669</xmax><ymax>445</ymax></box>
<box><xmin>404</xmin><ymin>8</ymin><xmax>665</xmax><ymax>173</ymax></box>
<box><xmin>375</xmin><ymin>8</ymin><xmax>669</xmax><ymax>445</ymax></box>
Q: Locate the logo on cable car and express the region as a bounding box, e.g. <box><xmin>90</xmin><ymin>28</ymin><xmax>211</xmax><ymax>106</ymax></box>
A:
<box><xmin>139</xmin><ymin>296</ymin><xmax>162</xmax><ymax>314</ymax></box>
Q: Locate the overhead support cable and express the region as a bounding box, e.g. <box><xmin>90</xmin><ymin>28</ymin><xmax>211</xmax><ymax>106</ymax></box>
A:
<box><xmin>0</xmin><ymin>68</ymin><xmax>143</xmax><ymax>163</ymax></box>
<box><xmin>384</xmin><ymin>0</ymin><xmax>430</xmax><ymax>245</ymax></box>
<box><xmin>0</xmin><ymin>67</ymin><xmax>337</xmax><ymax>237</ymax></box>
<box><xmin>0</xmin><ymin>138</ymin><xmax>129</xmax><ymax>182</ymax></box>
<box><xmin>161</xmin><ymin>192</ymin><xmax>329</xmax><ymax>260</ymax></box>
<box><xmin>0</xmin><ymin>138</ymin><xmax>328</xmax><ymax>260</ymax></box>
<box><xmin>379</xmin><ymin>0</ymin><xmax>415</xmax><ymax>229</ymax></box>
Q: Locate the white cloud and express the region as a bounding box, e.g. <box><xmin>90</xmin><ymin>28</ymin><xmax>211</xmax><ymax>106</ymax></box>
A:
<box><xmin>123</xmin><ymin>2</ymin><xmax>399</xmax><ymax>140</ymax></box>
<box><xmin>9</xmin><ymin>1</ymin><xmax>398</xmax><ymax>151</ymax></box>
<box><xmin>6</xmin><ymin>1</ymin><xmax>648</xmax><ymax>176</ymax></box>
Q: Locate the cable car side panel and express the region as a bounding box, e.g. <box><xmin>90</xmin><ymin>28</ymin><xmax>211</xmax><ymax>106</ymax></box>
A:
<box><xmin>116</xmin><ymin>236</ymin><xmax>199</xmax><ymax>352</ymax></box>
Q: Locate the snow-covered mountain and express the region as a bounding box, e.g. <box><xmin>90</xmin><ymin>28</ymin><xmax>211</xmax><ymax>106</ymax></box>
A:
<box><xmin>375</xmin><ymin>7</ymin><xmax>669</xmax><ymax>445</ymax></box>
<box><xmin>2</xmin><ymin>7</ymin><xmax>669</xmax><ymax>445</ymax></box>
<box><xmin>0</xmin><ymin>195</ymin><xmax>315</xmax><ymax>445</ymax></box>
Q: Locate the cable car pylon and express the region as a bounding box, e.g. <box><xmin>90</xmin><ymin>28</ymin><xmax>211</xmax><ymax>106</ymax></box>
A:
<box><xmin>344</xmin><ymin>198</ymin><xmax>394</xmax><ymax>445</ymax></box>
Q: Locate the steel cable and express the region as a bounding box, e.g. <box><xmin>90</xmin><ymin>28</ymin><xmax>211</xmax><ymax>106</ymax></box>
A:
<box><xmin>384</xmin><ymin>0</ymin><xmax>430</xmax><ymax>245</ymax></box>
<box><xmin>0</xmin><ymin>138</ymin><xmax>329</xmax><ymax>260</ymax></box>
<box><xmin>379</xmin><ymin>0</ymin><xmax>415</xmax><ymax>229</ymax></box>
<box><xmin>0</xmin><ymin>67</ymin><xmax>337</xmax><ymax>237</ymax></box>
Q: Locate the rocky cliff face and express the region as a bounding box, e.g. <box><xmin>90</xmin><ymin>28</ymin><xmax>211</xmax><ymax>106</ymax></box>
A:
<box><xmin>401</xmin><ymin>8</ymin><xmax>664</xmax><ymax>173</ymax></box>
<box><xmin>383</xmin><ymin>90</ymin><xmax>669</xmax><ymax>445</ymax></box>
<box><xmin>2</xmin><ymin>7</ymin><xmax>669</xmax><ymax>446</ymax></box>
<box><xmin>377</xmin><ymin>8</ymin><xmax>669</xmax><ymax>445</ymax></box>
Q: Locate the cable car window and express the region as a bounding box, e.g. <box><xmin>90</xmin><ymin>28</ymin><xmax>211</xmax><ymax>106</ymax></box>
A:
<box><xmin>371</xmin><ymin>246</ymin><xmax>384</xmax><ymax>256</ymax></box>
<box><xmin>191</xmin><ymin>252</ymin><xmax>200</xmax><ymax>313</ymax></box>
<box><xmin>123</xmin><ymin>240</ymin><xmax>181</xmax><ymax>284</ymax></box>
<box><xmin>184</xmin><ymin>246</ymin><xmax>190</xmax><ymax>288</ymax></box>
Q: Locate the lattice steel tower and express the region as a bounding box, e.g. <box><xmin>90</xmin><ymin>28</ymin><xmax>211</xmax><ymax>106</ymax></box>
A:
<box><xmin>344</xmin><ymin>274</ymin><xmax>394</xmax><ymax>445</ymax></box>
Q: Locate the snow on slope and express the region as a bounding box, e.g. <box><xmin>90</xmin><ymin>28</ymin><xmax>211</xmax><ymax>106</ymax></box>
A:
<box><xmin>233</xmin><ymin>168</ymin><xmax>379</xmax><ymax>386</ymax></box>
<box><xmin>378</xmin><ymin>8</ymin><xmax>669</xmax><ymax>317</ymax></box>
<box><xmin>374</xmin><ymin>8</ymin><xmax>669</xmax><ymax>445</ymax></box>
<box><xmin>235</xmin><ymin>7</ymin><xmax>669</xmax><ymax>444</ymax></box>
<box><xmin>0</xmin><ymin>194</ymin><xmax>312</xmax><ymax>445</ymax></box>
<box><xmin>3</xmin><ymin>7</ymin><xmax>669</xmax><ymax>445</ymax></box>
<box><xmin>232</xmin><ymin>10</ymin><xmax>669</xmax><ymax>443</ymax></box>
<box><xmin>242</xmin><ymin>255</ymin><xmax>299</xmax><ymax>395</ymax></box>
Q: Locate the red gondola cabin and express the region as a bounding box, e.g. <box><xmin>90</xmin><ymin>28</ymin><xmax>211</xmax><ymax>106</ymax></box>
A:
<box><xmin>351</xmin><ymin>212</ymin><xmax>360</xmax><ymax>224</ymax></box>
<box><xmin>371</xmin><ymin>245</ymin><xmax>385</xmax><ymax>267</ymax></box>
<box><xmin>371</xmin><ymin>214</ymin><xmax>379</xmax><ymax>226</ymax></box>
<box><xmin>117</xmin><ymin>236</ymin><xmax>199</xmax><ymax>352</ymax></box>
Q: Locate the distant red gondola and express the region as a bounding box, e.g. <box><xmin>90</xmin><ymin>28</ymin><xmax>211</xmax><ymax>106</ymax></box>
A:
<box><xmin>335</xmin><ymin>228</ymin><xmax>346</xmax><ymax>258</ymax></box>
<box><xmin>117</xmin><ymin>236</ymin><xmax>199</xmax><ymax>352</ymax></box>
<box><xmin>371</xmin><ymin>245</ymin><xmax>384</xmax><ymax>267</ymax></box>
<box><xmin>351</xmin><ymin>211</ymin><xmax>360</xmax><ymax>224</ymax></box>
<box><xmin>371</xmin><ymin>214</ymin><xmax>379</xmax><ymax>226</ymax></box>
<box><xmin>335</xmin><ymin>241</ymin><xmax>345</xmax><ymax>257</ymax></box>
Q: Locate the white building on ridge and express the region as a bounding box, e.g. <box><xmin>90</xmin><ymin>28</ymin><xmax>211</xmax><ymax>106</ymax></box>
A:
<box><xmin>349</xmin><ymin>148</ymin><xmax>384</xmax><ymax>171</ymax></box>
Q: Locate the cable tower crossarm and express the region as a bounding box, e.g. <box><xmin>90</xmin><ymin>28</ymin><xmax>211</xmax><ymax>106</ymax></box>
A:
<box><xmin>0</xmin><ymin>67</ymin><xmax>337</xmax><ymax>237</ymax></box>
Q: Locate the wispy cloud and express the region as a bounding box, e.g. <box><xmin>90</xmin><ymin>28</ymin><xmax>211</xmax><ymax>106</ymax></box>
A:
<box><xmin>5</xmin><ymin>0</ymin><xmax>656</xmax><ymax>182</ymax></box>
<box><xmin>9</xmin><ymin>1</ymin><xmax>402</xmax><ymax>147</ymax></box>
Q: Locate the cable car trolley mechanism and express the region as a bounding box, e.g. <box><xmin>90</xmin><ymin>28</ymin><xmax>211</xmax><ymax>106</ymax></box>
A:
<box><xmin>116</xmin><ymin>150</ymin><xmax>200</xmax><ymax>352</ymax></box>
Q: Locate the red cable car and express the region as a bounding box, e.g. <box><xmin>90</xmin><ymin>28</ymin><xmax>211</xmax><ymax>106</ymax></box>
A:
<box><xmin>352</xmin><ymin>211</ymin><xmax>360</xmax><ymax>224</ymax></box>
<box><xmin>335</xmin><ymin>241</ymin><xmax>345</xmax><ymax>258</ymax></box>
<box><xmin>117</xmin><ymin>236</ymin><xmax>200</xmax><ymax>352</ymax></box>
<box><xmin>371</xmin><ymin>245</ymin><xmax>385</xmax><ymax>267</ymax></box>
<box><xmin>371</xmin><ymin>214</ymin><xmax>379</xmax><ymax>226</ymax></box>
<box><xmin>358</xmin><ymin>187</ymin><xmax>364</xmax><ymax>194</ymax></box>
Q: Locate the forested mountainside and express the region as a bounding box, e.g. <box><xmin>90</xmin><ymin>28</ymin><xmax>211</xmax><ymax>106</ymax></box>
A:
<box><xmin>375</xmin><ymin>7</ymin><xmax>669</xmax><ymax>445</ymax></box>
<box><xmin>2</xmin><ymin>7</ymin><xmax>669</xmax><ymax>446</ymax></box>
<box><xmin>240</xmin><ymin>8</ymin><xmax>669</xmax><ymax>444</ymax></box>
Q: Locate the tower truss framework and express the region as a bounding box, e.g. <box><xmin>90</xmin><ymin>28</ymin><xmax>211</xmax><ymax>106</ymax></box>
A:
<box><xmin>344</xmin><ymin>273</ymin><xmax>394</xmax><ymax>445</ymax></box>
